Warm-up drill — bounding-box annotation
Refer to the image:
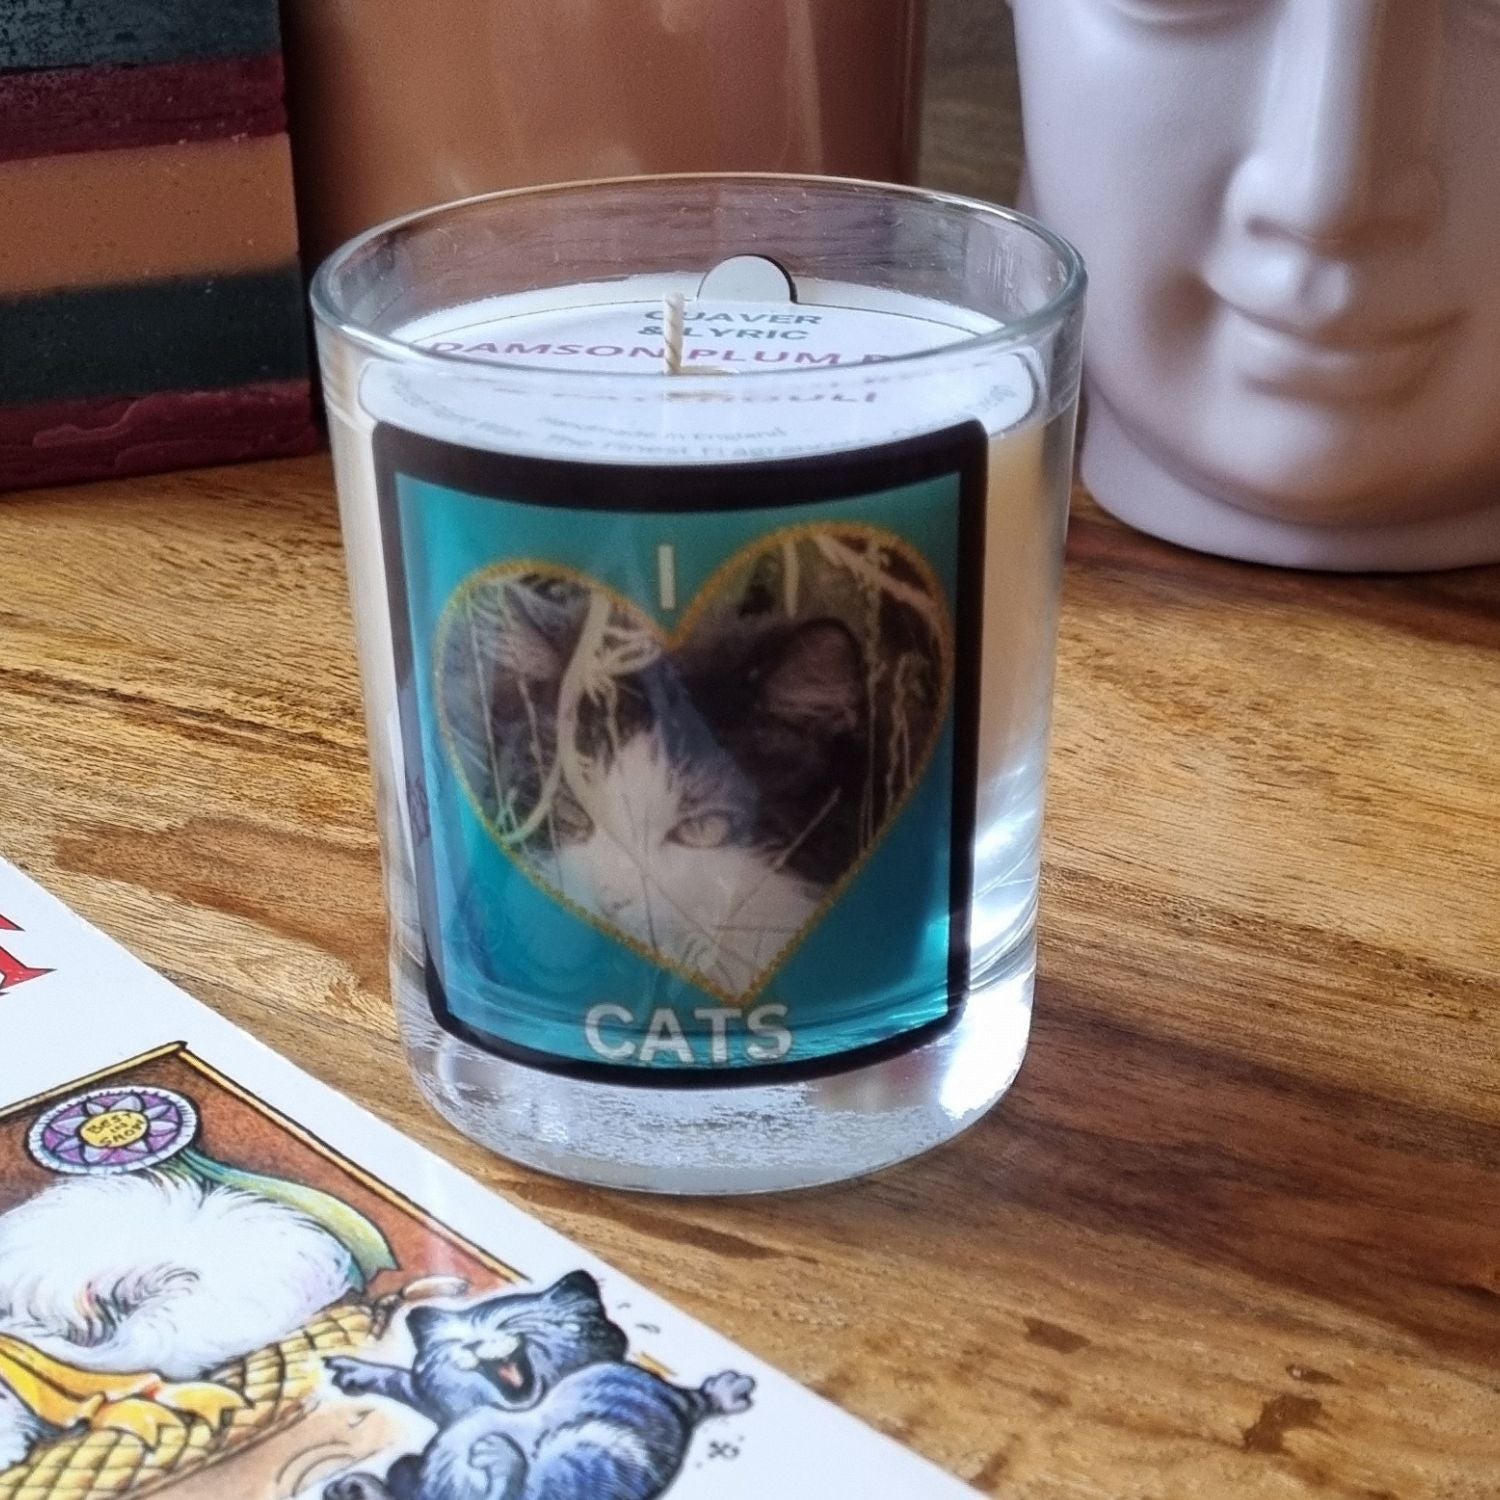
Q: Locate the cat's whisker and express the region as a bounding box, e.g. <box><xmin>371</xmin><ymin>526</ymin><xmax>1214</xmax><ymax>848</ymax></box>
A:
<box><xmin>702</xmin><ymin>917</ymin><xmax>804</xmax><ymax>938</ymax></box>
<box><xmin>715</xmin><ymin>789</ymin><xmax>839</xmax><ymax>943</ymax></box>
<box><xmin>636</xmin><ymin>867</ymin><xmax>662</xmax><ymax>954</ymax></box>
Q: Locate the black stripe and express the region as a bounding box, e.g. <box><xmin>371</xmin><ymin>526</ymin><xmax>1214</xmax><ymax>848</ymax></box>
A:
<box><xmin>0</xmin><ymin>268</ymin><xmax>309</xmax><ymax>405</ymax></box>
<box><xmin>1</xmin><ymin>1</ymin><xmax>281</xmax><ymax>72</ymax></box>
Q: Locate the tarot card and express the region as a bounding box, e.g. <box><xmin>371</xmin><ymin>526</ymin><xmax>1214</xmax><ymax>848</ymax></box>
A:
<box><xmin>0</xmin><ymin>860</ymin><xmax>975</xmax><ymax>1499</ymax></box>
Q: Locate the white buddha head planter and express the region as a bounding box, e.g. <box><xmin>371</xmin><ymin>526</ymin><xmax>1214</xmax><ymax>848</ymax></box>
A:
<box><xmin>1010</xmin><ymin>0</ymin><xmax>1500</xmax><ymax>570</ymax></box>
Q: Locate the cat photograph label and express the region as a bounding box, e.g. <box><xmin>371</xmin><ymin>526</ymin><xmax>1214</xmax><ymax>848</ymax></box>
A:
<box><xmin>375</xmin><ymin>424</ymin><xmax>989</xmax><ymax>1081</ymax></box>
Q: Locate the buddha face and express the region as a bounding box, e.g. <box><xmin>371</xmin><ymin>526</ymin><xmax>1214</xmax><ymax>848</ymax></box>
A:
<box><xmin>1011</xmin><ymin>0</ymin><xmax>1500</xmax><ymax>525</ymax></box>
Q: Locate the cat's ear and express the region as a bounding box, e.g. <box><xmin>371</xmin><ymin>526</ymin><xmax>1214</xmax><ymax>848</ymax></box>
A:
<box><xmin>491</xmin><ymin>579</ymin><xmax>580</xmax><ymax>682</ymax></box>
<box><xmin>544</xmin><ymin>1270</ymin><xmax>604</xmax><ymax>1308</ymax></box>
<box><xmin>757</xmin><ymin>620</ymin><xmax>864</xmax><ymax>735</ymax></box>
<box><xmin>543</xmin><ymin>1271</ymin><xmax>628</xmax><ymax>1360</ymax></box>
<box><xmin>405</xmin><ymin>1305</ymin><xmax>464</xmax><ymax>1344</ymax></box>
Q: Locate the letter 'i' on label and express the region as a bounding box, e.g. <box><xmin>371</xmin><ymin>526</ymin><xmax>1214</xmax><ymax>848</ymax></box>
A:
<box><xmin>377</xmin><ymin>413</ymin><xmax>989</xmax><ymax>1083</ymax></box>
<box><xmin>657</xmin><ymin>544</ymin><xmax>677</xmax><ymax>611</ymax></box>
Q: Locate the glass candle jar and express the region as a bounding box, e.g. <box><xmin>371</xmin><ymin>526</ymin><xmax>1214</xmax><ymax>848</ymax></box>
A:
<box><xmin>313</xmin><ymin>175</ymin><xmax>1085</xmax><ymax>1193</ymax></box>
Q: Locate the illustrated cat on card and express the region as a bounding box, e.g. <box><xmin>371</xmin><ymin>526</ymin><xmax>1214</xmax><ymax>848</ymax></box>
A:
<box><xmin>326</xmin><ymin>1271</ymin><xmax>754</xmax><ymax>1500</ymax></box>
<box><xmin>0</xmin><ymin>1170</ymin><xmax>359</xmax><ymax>1469</ymax></box>
<box><xmin>0</xmin><ymin>1079</ymin><xmax>412</xmax><ymax>1495</ymax></box>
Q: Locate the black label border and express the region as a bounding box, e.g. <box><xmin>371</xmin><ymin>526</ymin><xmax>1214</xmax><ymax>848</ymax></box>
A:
<box><xmin>375</xmin><ymin>420</ymin><xmax>990</xmax><ymax>1089</ymax></box>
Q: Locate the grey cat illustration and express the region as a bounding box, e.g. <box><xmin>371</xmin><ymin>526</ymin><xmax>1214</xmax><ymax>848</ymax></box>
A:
<box><xmin>324</xmin><ymin>1271</ymin><xmax>754</xmax><ymax>1500</ymax></box>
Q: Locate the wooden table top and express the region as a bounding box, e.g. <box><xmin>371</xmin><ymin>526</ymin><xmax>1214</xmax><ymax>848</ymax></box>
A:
<box><xmin>1</xmin><ymin>454</ymin><xmax>1496</xmax><ymax>1498</ymax></box>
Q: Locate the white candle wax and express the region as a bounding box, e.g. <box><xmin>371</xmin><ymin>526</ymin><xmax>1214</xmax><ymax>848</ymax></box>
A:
<box><xmin>362</xmin><ymin>274</ymin><xmax>1036</xmax><ymax>461</ymax></box>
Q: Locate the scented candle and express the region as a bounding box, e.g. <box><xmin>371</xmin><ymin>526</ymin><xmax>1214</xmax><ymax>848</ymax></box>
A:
<box><xmin>313</xmin><ymin>176</ymin><xmax>1084</xmax><ymax>1193</ymax></box>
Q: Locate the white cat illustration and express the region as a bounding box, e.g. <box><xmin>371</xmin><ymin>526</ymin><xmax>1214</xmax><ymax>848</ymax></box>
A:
<box><xmin>0</xmin><ymin>1172</ymin><xmax>355</xmax><ymax>1469</ymax></box>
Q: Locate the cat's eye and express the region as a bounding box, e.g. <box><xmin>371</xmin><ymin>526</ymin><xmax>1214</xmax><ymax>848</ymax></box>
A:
<box><xmin>669</xmin><ymin>812</ymin><xmax>736</xmax><ymax>849</ymax></box>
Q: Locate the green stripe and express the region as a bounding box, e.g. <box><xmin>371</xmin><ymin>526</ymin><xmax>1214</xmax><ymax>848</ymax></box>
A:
<box><xmin>1</xmin><ymin>0</ymin><xmax>281</xmax><ymax>72</ymax></box>
<box><xmin>0</xmin><ymin>268</ymin><xmax>309</xmax><ymax>405</ymax></box>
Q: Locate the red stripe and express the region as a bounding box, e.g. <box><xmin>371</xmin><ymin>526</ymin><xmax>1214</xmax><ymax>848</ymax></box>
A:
<box><xmin>0</xmin><ymin>380</ymin><xmax>319</xmax><ymax>493</ymax></box>
<box><xmin>0</xmin><ymin>55</ymin><xmax>287</xmax><ymax>164</ymax></box>
<box><xmin>0</xmin><ymin>948</ymin><xmax>50</xmax><ymax>991</ymax></box>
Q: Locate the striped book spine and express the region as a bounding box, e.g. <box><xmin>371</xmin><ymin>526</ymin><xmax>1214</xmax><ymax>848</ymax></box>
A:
<box><xmin>0</xmin><ymin>1</ymin><xmax>317</xmax><ymax>492</ymax></box>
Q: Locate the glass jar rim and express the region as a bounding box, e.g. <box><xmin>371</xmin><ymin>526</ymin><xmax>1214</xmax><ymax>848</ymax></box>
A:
<box><xmin>310</xmin><ymin>173</ymin><xmax>1087</xmax><ymax>388</ymax></box>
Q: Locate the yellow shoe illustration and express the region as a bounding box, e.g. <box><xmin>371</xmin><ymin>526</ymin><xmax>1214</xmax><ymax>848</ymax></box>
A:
<box><xmin>0</xmin><ymin>1335</ymin><xmax>247</xmax><ymax>1449</ymax></box>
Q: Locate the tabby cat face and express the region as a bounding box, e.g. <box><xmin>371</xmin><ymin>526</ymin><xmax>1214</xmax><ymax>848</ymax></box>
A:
<box><xmin>457</xmin><ymin>575</ymin><xmax>871</xmax><ymax>997</ymax></box>
<box><xmin>405</xmin><ymin>1272</ymin><xmax>626</xmax><ymax>1412</ymax></box>
<box><xmin>545</xmin><ymin>619</ymin><xmax>865</xmax><ymax>993</ymax></box>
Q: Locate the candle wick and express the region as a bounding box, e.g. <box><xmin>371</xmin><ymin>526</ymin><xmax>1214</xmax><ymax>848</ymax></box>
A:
<box><xmin>663</xmin><ymin>292</ymin><xmax>686</xmax><ymax>376</ymax></box>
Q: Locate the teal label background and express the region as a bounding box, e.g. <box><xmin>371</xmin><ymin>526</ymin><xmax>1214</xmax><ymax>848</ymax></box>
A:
<box><xmin>378</xmin><ymin>425</ymin><xmax>986</xmax><ymax>1078</ymax></box>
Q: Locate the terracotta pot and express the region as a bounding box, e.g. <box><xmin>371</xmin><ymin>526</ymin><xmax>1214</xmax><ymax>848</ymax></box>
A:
<box><xmin>283</xmin><ymin>0</ymin><xmax>926</xmax><ymax>266</ymax></box>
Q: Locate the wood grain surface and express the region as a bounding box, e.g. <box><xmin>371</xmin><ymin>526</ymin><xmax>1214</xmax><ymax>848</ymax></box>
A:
<box><xmin>2</xmin><ymin>16</ymin><xmax>1500</xmax><ymax>1496</ymax></box>
<box><xmin>2</xmin><ymin>457</ymin><xmax>1497</xmax><ymax>1499</ymax></box>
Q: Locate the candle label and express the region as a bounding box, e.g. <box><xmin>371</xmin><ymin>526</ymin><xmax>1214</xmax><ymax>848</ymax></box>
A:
<box><xmin>377</xmin><ymin>420</ymin><xmax>988</xmax><ymax>1081</ymax></box>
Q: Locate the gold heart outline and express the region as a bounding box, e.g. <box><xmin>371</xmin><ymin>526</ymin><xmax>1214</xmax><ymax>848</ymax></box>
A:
<box><xmin>432</xmin><ymin>521</ymin><xmax>956</xmax><ymax>1008</ymax></box>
